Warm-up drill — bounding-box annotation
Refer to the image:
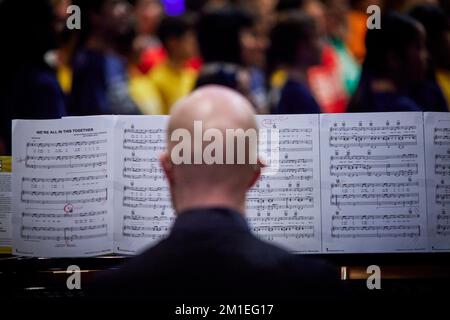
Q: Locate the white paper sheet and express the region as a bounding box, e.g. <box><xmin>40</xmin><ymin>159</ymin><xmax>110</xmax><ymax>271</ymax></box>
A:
<box><xmin>247</xmin><ymin>115</ymin><xmax>322</xmax><ymax>253</ymax></box>
<box><xmin>320</xmin><ymin>112</ymin><xmax>428</xmax><ymax>253</ymax></box>
<box><xmin>11</xmin><ymin>113</ymin><xmax>447</xmax><ymax>256</ymax></box>
<box><xmin>0</xmin><ymin>172</ymin><xmax>12</xmax><ymax>249</ymax></box>
<box><xmin>113</xmin><ymin>116</ymin><xmax>174</xmax><ymax>254</ymax></box>
<box><xmin>12</xmin><ymin>117</ymin><xmax>115</xmax><ymax>257</ymax></box>
<box><xmin>424</xmin><ymin>112</ymin><xmax>450</xmax><ymax>251</ymax></box>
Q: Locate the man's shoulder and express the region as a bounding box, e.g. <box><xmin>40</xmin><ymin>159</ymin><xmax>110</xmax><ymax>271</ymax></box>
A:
<box><xmin>90</xmin><ymin>235</ymin><xmax>344</xmax><ymax>302</ymax></box>
<box><xmin>112</xmin><ymin>233</ymin><xmax>336</xmax><ymax>281</ymax></box>
<box><xmin>121</xmin><ymin>231</ymin><xmax>291</xmax><ymax>269</ymax></box>
<box><xmin>90</xmin><ymin>208</ymin><xmax>344</xmax><ymax>301</ymax></box>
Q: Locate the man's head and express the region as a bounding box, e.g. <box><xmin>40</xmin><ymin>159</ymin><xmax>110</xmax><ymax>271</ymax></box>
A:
<box><xmin>160</xmin><ymin>86</ymin><xmax>263</xmax><ymax>215</ymax></box>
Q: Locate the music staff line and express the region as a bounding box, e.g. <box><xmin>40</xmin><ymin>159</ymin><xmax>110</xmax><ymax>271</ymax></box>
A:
<box><xmin>259</xmin><ymin>233</ymin><xmax>315</xmax><ymax>240</ymax></box>
<box><xmin>122</xmin><ymin>232</ymin><xmax>166</xmax><ymax>239</ymax></box>
<box><xmin>248</xmin><ymin>203</ymin><xmax>314</xmax><ymax>210</ymax></box>
<box><xmin>249</xmin><ymin>187</ymin><xmax>313</xmax><ymax>194</ymax></box>
<box><xmin>329</xmin><ymin>134</ymin><xmax>417</xmax><ymax>148</ymax></box>
<box><xmin>435</xmin><ymin>164</ymin><xmax>450</xmax><ymax>175</ymax></box>
<box><xmin>279</xmin><ymin>128</ymin><xmax>312</xmax><ymax>134</ymax></box>
<box><xmin>26</xmin><ymin>140</ymin><xmax>107</xmax><ymax>148</ymax></box>
<box><xmin>124</xmin><ymin>156</ymin><xmax>159</xmax><ymax>163</ymax></box>
<box><xmin>331</xmin><ymin>232</ymin><xmax>420</xmax><ymax>239</ymax></box>
<box><xmin>22</xmin><ymin>210</ymin><xmax>108</xmax><ymax>219</ymax></box>
<box><xmin>122</xmin><ymin>173</ymin><xmax>165</xmax><ymax>180</ymax></box>
<box><xmin>26</xmin><ymin>153</ymin><xmax>107</xmax><ymax>161</ymax></box>
<box><xmin>21</xmin><ymin>224</ymin><xmax>107</xmax><ymax>232</ymax></box>
<box><xmin>25</xmin><ymin>161</ymin><xmax>107</xmax><ymax>169</ymax></box>
<box><xmin>330</xmin><ymin>163</ymin><xmax>419</xmax><ymax>177</ymax></box>
<box><xmin>22</xmin><ymin>175</ymin><xmax>108</xmax><ymax>183</ymax></box>
<box><xmin>332</xmin><ymin>213</ymin><xmax>421</xmax><ymax>221</ymax></box>
<box><xmin>21</xmin><ymin>233</ymin><xmax>108</xmax><ymax>241</ymax></box>
<box><xmin>436</xmin><ymin>154</ymin><xmax>450</xmax><ymax>161</ymax></box>
<box><xmin>331</xmin><ymin>182</ymin><xmax>419</xmax><ymax>189</ymax></box>
<box><xmin>123</xmin><ymin>167</ymin><xmax>164</xmax><ymax>174</ymax></box>
<box><xmin>123</xmin><ymin>226</ymin><xmax>170</xmax><ymax>232</ymax></box>
<box><xmin>123</xmin><ymin>145</ymin><xmax>165</xmax><ymax>151</ymax></box>
<box><xmin>21</xmin><ymin>196</ymin><xmax>107</xmax><ymax>205</ymax></box>
<box><xmin>436</xmin><ymin>194</ymin><xmax>450</xmax><ymax>205</ymax></box>
<box><xmin>124</xmin><ymin>128</ymin><xmax>165</xmax><ymax>134</ymax></box>
<box><xmin>330</xmin><ymin>125</ymin><xmax>417</xmax><ymax>133</ymax></box>
<box><xmin>259</xmin><ymin>174</ymin><xmax>313</xmax><ymax>181</ymax></box>
<box><xmin>123</xmin><ymin>139</ymin><xmax>164</xmax><ymax>145</ymax></box>
<box><xmin>433</xmin><ymin>128</ymin><xmax>450</xmax><ymax>145</ymax></box>
<box><xmin>248</xmin><ymin>196</ymin><xmax>313</xmax><ymax>204</ymax></box>
<box><xmin>21</xmin><ymin>188</ymin><xmax>107</xmax><ymax>197</ymax></box>
<box><xmin>123</xmin><ymin>214</ymin><xmax>174</xmax><ymax>221</ymax></box>
<box><xmin>330</xmin><ymin>193</ymin><xmax>419</xmax><ymax>207</ymax></box>
<box><xmin>268</xmin><ymin>159</ymin><xmax>313</xmax><ymax>165</ymax></box>
<box><xmin>330</xmin><ymin>154</ymin><xmax>417</xmax><ymax>161</ymax></box>
<box><xmin>124</xmin><ymin>186</ymin><xmax>168</xmax><ymax>192</ymax></box>
<box><xmin>123</xmin><ymin>203</ymin><xmax>170</xmax><ymax>209</ymax></box>
<box><xmin>248</xmin><ymin>215</ymin><xmax>315</xmax><ymax>222</ymax></box>
<box><xmin>332</xmin><ymin>225</ymin><xmax>420</xmax><ymax>232</ymax></box>
<box><xmin>259</xmin><ymin>147</ymin><xmax>313</xmax><ymax>153</ymax></box>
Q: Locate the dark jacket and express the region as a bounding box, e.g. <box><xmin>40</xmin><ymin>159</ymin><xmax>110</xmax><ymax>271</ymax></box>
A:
<box><xmin>91</xmin><ymin>207</ymin><xmax>344</xmax><ymax>303</ymax></box>
<box><xmin>275</xmin><ymin>79</ymin><xmax>322</xmax><ymax>114</ymax></box>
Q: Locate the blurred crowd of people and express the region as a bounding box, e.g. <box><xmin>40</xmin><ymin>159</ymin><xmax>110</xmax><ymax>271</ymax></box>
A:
<box><xmin>0</xmin><ymin>0</ymin><xmax>449</xmax><ymax>154</ymax></box>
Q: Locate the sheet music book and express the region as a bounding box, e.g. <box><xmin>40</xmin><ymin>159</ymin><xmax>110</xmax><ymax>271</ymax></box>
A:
<box><xmin>424</xmin><ymin>112</ymin><xmax>450</xmax><ymax>251</ymax></box>
<box><xmin>320</xmin><ymin>113</ymin><xmax>428</xmax><ymax>253</ymax></box>
<box><xmin>10</xmin><ymin>112</ymin><xmax>450</xmax><ymax>257</ymax></box>
<box><xmin>113</xmin><ymin>116</ymin><xmax>172</xmax><ymax>254</ymax></box>
<box><xmin>12</xmin><ymin>117</ymin><xmax>116</xmax><ymax>257</ymax></box>
<box><xmin>247</xmin><ymin>115</ymin><xmax>322</xmax><ymax>253</ymax></box>
<box><xmin>0</xmin><ymin>156</ymin><xmax>12</xmax><ymax>253</ymax></box>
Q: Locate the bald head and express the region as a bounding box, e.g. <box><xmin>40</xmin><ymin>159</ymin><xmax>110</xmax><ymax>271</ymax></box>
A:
<box><xmin>169</xmin><ymin>85</ymin><xmax>257</xmax><ymax>137</ymax></box>
<box><xmin>160</xmin><ymin>85</ymin><xmax>262</xmax><ymax>214</ymax></box>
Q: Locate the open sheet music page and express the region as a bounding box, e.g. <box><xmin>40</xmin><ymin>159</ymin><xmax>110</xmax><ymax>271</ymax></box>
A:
<box><xmin>425</xmin><ymin>112</ymin><xmax>450</xmax><ymax>252</ymax></box>
<box><xmin>320</xmin><ymin>112</ymin><xmax>428</xmax><ymax>253</ymax></box>
<box><xmin>248</xmin><ymin>115</ymin><xmax>322</xmax><ymax>253</ymax></box>
<box><xmin>113</xmin><ymin>116</ymin><xmax>174</xmax><ymax>254</ymax></box>
<box><xmin>12</xmin><ymin>117</ymin><xmax>115</xmax><ymax>257</ymax></box>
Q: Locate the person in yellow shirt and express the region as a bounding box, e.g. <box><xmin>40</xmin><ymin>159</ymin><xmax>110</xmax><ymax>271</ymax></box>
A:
<box><xmin>149</xmin><ymin>15</ymin><xmax>198</xmax><ymax>114</ymax></box>
<box><xmin>129</xmin><ymin>65</ymin><xmax>164</xmax><ymax>115</ymax></box>
<box><xmin>436</xmin><ymin>70</ymin><xmax>450</xmax><ymax>109</ymax></box>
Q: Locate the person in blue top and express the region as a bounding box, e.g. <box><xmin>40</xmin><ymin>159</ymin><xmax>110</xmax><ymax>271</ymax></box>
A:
<box><xmin>348</xmin><ymin>13</ymin><xmax>429</xmax><ymax>113</ymax></box>
<box><xmin>69</xmin><ymin>0</ymin><xmax>140</xmax><ymax>116</ymax></box>
<box><xmin>268</xmin><ymin>12</ymin><xmax>323</xmax><ymax>114</ymax></box>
